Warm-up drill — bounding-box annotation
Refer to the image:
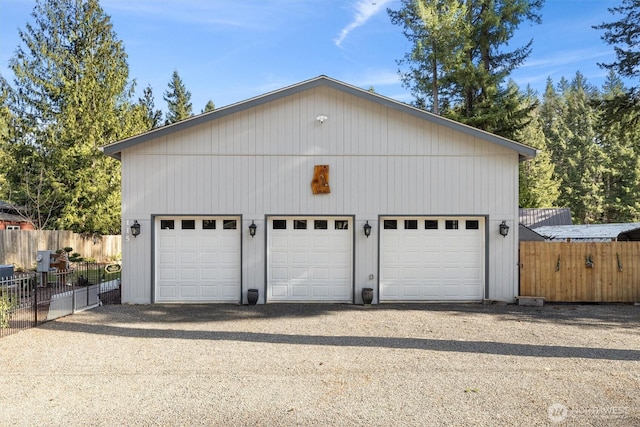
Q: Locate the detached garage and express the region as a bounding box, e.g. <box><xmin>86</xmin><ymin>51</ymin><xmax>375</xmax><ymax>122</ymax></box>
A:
<box><xmin>101</xmin><ymin>75</ymin><xmax>535</xmax><ymax>305</ymax></box>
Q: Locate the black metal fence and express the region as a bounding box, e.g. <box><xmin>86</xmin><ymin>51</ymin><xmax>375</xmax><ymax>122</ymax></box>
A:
<box><xmin>0</xmin><ymin>262</ymin><xmax>121</xmax><ymax>338</ymax></box>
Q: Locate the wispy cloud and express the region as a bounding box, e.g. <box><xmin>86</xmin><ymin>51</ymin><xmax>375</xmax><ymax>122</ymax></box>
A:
<box><xmin>334</xmin><ymin>0</ymin><xmax>394</xmax><ymax>47</ymax></box>
<box><xmin>102</xmin><ymin>0</ymin><xmax>309</xmax><ymax>31</ymax></box>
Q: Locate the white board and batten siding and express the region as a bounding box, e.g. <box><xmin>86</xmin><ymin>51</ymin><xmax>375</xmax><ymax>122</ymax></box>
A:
<box><xmin>116</xmin><ymin>78</ymin><xmax>524</xmax><ymax>304</ymax></box>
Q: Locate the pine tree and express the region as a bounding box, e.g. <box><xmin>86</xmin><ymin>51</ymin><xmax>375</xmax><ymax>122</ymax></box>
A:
<box><xmin>545</xmin><ymin>73</ymin><xmax>604</xmax><ymax>224</ymax></box>
<box><xmin>517</xmin><ymin>86</ymin><xmax>560</xmax><ymax>207</ymax></box>
<box><xmin>202</xmin><ymin>100</ymin><xmax>215</xmax><ymax>113</ymax></box>
<box><xmin>139</xmin><ymin>84</ymin><xmax>163</xmax><ymax>130</ymax></box>
<box><xmin>164</xmin><ymin>70</ymin><xmax>193</xmax><ymax>124</ymax></box>
<box><xmin>389</xmin><ymin>0</ymin><xmax>469</xmax><ymax>114</ymax></box>
<box><xmin>4</xmin><ymin>0</ymin><xmax>142</xmax><ymax>233</ymax></box>
<box><xmin>389</xmin><ymin>0</ymin><xmax>543</xmax><ymax>135</ymax></box>
<box><xmin>594</xmin><ymin>0</ymin><xmax>640</xmax><ymax>123</ymax></box>
<box><xmin>599</xmin><ymin>71</ymin><xmax>640</xmax><ymax>221</ymax></box>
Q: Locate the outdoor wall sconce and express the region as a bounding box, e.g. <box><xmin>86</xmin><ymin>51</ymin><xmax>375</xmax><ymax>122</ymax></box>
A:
<box><xmin>249</xmin><ymin>221</ymin><xmax>257</xmax><ymax>238</ymax></box>
<box><xmin>130</xmin><ymin>220</ymin><xmax>141</xmax><ymax>238</ymax></box>
<box><xmin>499</xmin><ymin>220</ymin><xmax>509</xmax><ymax>238</ymax></box>
<box><xmin>316</xmin><ymin>115</ymin><xmax>328</xmax><ymax>124</ymax></box>
<box><xmin>363</xmin><ymin>221</ymin><xmax>372</xmax><ymax>238</ymax></box>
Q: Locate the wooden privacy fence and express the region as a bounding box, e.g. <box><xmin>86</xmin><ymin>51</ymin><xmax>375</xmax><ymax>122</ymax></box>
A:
<box><xmin>520</xmin><ymin>241</ymin><xmax>640</xmax><ymax>302</ymax></box>
<box><xmin>0</xmin><ymin>230</ymin><xmax>121</xmax><ymax>270</ymax></box>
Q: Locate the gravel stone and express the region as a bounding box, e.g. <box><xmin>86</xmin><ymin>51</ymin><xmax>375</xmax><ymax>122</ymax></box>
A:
<box><xmin>0</xmin><ymin>303</ymin><xmax>638</xmax><ymax>426</ymax></box>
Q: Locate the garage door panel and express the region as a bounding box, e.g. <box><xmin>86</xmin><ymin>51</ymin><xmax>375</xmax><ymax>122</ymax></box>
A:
<box><xmin>271</xmin><ymin>268</ymin><xmax>288</xmax><ymax>280</ymax></box>
<box><xmin>443</xmin><ymin>284</ymin><xmax>461</xmax><ymax>296</ymax></box>
<box><xmin>180</xmin><ymin>285</ymin><xmax>197</xmax><ymax>298</ymax></box>
<box><xmin>292</xmin><ymin>236</ymin><xmax>309</xmax><ymax>248</ymax></box>
<box><xmin>291</xmin><ymin>267</ymin><xmax>309</xmax><ymax>279</ymax></box>
<box><xmin>313</xmin><ymin>253</ymin><xmax>330</xmax><ymax>265</ymax></box>
<box><xmin>381</xmin><ymin>216</ymin><xmax>484</xmax><ymax>301</ymax></box>
<box><xmin>158</xmin><ymin>286</ymin><xmax>176</xmax><ymax>298</ymax></box>
<box><xmin>383</xmin><ymin>267</ymin><xmax>400</xmax><ymax>279</ymax></box>
<box><xmin>199</xmin><ymin>252</ymin><xmax>219</xmax><ymax>263</ymax></box>
<box><xmin>158</xmin><ymin>268</ymin><xmax>176</xmax><ymax>280</ymax></box>
<box><xmin>292</xmin><ymin>252</ymin><xmax>309</xmax><ymax>264</ymax></box>
<box><xmin>158</xmin><ymin>252</ymin><xmax>176</xmax><ymax>264</ymax></box>
<box><xmin>399</xmin><ymin>267</ymin><xmax>417</xmax><ymax>279</ymax></box>
<box><xmin>178</xmin><ymin>249</ymin><xmax>198</xmax><ymax>265</ymax></box>
<box><xmin>201</xmin><ymin>269</ymin><xmax>218</xmax><ymax>280</ymax></box>
<box><xmin>313</xmin><ymin>286</ymin><xmax>329</xmax><ymax>297</ymax></box>
<box><xmin>292</xmin><ymin>285</ymin><xmax>310</xmax><ymax>297</ymax></box>
<box><xmin>332</xmin><ymin>286</ymin><xmax>350</xmax><ymax>298</ymax></box>
<box><xmin>180</xmin><ymin>268</ymin><xmax>198</xmax><ymax>280</ymax></box>
<box><xmin>201</xmin><ymin>286</ymin><xmax>219</xmax><ymax>298</ymax></box>
<box><xmin>268</xmin><ymin>216</ymin><xmax>352</xmax><ymax>302</ymax></box>
<box><xmin>271</xmin><ymin>251</ymin><xmax>289</xmax><ymax>264</ymax></box>
<box><xmin>332</xmin><ymin>267</ymin><xmax>350</xmax><ymax>280</ymax></box>
<box><xmin>158</xmin><ymin>236</ymin><xmax>177</xmax><ymax>248</ymax></box>
<box><xmin>155</xmin><ymin>216</ymin><xmax>241</xmax><ymax>302</ymax></box>
<box><xmin>423</xmin><ymin>284</ymin><xmax>440</xmax><ymax>297</ymax></box>
<box><xmin>313</xmin><ymin>267</ymin><xmax>329</xmax><ymax>279</ymax></box>
<box><xmin>313</xmin><ymin>235</ymin><xmax>330</xmax><ymax>246</ymax></box>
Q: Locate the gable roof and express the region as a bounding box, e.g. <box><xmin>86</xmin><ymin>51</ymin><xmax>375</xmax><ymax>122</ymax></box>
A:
<box><xmin>101</xmin><ymin>75</ymin><xmax>538</xmax><ymax>161</ymax></box>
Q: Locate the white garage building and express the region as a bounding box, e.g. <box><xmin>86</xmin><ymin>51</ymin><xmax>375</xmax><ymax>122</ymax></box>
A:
<box><xmin>102</xmin><ymin>76</ymin><xmax>536</xmax><ymax>304</ymax></box>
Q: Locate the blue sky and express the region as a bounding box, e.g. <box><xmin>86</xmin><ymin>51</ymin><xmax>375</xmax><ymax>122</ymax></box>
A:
<box><xmin>0</xmin><ymin>0</ymin><xmax>623</xmax><ymax>114</ymax></box>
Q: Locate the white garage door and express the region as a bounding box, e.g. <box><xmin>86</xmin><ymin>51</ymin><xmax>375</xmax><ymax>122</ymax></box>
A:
<box><xmin>380</xmin><ymin>217</ymin><xmax>485</xmax><ymax>301</ymax></box>
<box><xmin>155</xmin><ymin>216</ymin><xmax>241</xmax><ymax>302</ymax></box>
<box><xmin>267</xmin><ymin>217</ymin><xmax>353</xmax><ymax>302</ymax></box>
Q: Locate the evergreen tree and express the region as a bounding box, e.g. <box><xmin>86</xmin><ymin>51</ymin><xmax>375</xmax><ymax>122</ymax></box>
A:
<box><xmin>4</xmin><ymin>0</ymin><xmax>142</xmax><ymax>233</ymax></box>
<box><xmin>139</xmin><ymin>84</ymin><xmax>163</xmax><ymax>129</ymax></box>
<box><xmin>389</xmin><ymin>0</ymin><xmax>543</xmax><ymax>135</ymax></box>
<box><xmin>164</xmin><ymin>70</ymin><xmax>192</xmax><ymax>124</ymax></box>
<box><xmin>517</xmin><ymin>86</ymin><xmax>560</xmax><ymax>207</ymax></box>
<box><xmin>545</xmin><ymin>73</ymin><xmax>604</xmax><ymax>224</ymax></box>
<box><xmin>202</xmin><ymin>100</ymin><xmax>215</xmax><ymax>113</ymax></box>
<box><xmin>594</xmin><ymin>0</ymin><xmax>640</xmax><ymax>123</ymax></box>
<box><xmin>389</xmin><ymin>0</ymin><xmax>469</xmax><ymax>114</ymax></box>
<box><xmin>599</xmin><ymin>71</ymin><xmax>640</xmax><ymax>221</ymax></box>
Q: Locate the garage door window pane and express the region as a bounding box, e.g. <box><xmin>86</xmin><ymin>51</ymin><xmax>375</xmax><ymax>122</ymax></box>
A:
<box><xmin>466</xmin><ymin>220</ymin><xmax>479</xmax><ymax>230</ymax></box>
<box><xmin>223</xmin><ymin>219</ymin><xmax>237</xmax><ymax>229</ymax></box>
<box><xmin>445</xmin><ymin>220</ymin><xmax>459</xmax><ymax>230</ymax></box>
<box><xmin>314</xmin><ymin>220</ymin><xmax>328</xmax><ymax>229</ymax></box>
<box><xmin>425</xmin><ymin>220</ymin><xmax>438</xmax><ymax>229</ymax></box>
<box><xmin>182</xmin><ymin>220</ymin><xmax>196</xmax><ymax>230</ymax></box>
<box><xmin>384</xmin><ymin>220</ymin><xmax>397</xmax><ymax>229</ymax></box>
<box><xmin>203</xmin><ymin>220</ymin><xmax>216</xmax><ymax>230</ymax></box>
<box><xmin>294</xmin><ymin>220</ymin><xmax>307</xmax><ymax>230</ymax></box>
<box><xmin>335</xmin><ymin>220</ymin><xmax>349</xmax><ymax>230</ymax></box>
<box><xmin>273</xmin><ymin>220</ymin><xmax>287</xmax><ymax>229</ymax></box>
<box><xmin>404</xmin><ymin>220</ymin><xmax>418</xmax><ymax>229</ymax></box>
<box><xmin>160</xmin><ymin>220</ymin><xmax>174</xmax><ymax>230</ymax></box>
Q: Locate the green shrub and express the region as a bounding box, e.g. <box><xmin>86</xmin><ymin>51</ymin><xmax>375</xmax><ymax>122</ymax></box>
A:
<box><xmin>0</xmin><ymin>293</ymin><xmax>17</xmax><ymax>329</ymax></box>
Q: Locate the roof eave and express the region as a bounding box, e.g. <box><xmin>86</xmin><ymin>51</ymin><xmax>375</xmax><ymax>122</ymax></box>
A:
<box><xmin>100</xmin><ymin>75</ymin><xmax>538</xmax><ymax>161</ymax></box>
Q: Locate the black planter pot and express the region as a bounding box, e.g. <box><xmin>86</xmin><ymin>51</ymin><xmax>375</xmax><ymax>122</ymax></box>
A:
<box><xmin>247</xmin><ymin>289</ymin><xmax>259</xmax><ymax>305</ymax></box>
<box><xmin>361</xmin><ymin>288</ymin><xmax>374</xmax><ymax>305</ymax></box>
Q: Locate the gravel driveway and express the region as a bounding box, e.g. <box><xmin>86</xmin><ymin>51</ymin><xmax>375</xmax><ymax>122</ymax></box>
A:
<box><xmin>1</xmin><ymin>303</ymin><xmax>639</xmax><ymax>426</ymax></box>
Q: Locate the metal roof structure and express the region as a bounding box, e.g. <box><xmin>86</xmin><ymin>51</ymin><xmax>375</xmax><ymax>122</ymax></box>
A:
<box><xmin>534</xmin><ymin>223</ymin><xmax>640</xmax><ymax>241</ymax></box>
<box><xmin>519</xmin><ymin>208</ymin><xmax>572</xmax><ymax>229</ymax></box>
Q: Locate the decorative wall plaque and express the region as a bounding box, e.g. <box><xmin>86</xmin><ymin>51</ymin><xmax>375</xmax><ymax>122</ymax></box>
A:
<box><xmin>311</xmin><ymin>165</ymin><xmax>330</xmax><ymax>194</ymax></box>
